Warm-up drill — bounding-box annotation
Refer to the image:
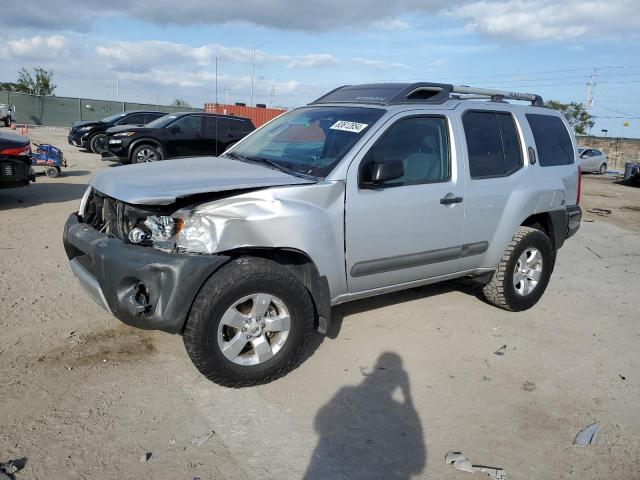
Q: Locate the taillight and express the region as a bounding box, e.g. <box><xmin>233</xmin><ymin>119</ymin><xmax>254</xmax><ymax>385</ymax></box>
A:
<box><xmin>576</xmin><ymin>164</ymin><xmax>582</xmax><ymax>205</ymax></box>
<box><xmin>0</xmin><ymin>145</ymin><xmax>31</xmax><ymax>156</ymax></box>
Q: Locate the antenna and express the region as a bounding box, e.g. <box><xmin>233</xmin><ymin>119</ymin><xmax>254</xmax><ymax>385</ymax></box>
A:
<box><xmin>584</xmin><ymin>67</ymin><xmax>597</xmax><ymax>109</ymax></box>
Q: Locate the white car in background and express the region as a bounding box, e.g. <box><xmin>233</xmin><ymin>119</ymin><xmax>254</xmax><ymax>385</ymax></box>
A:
<box><xmin>0</xmin><ymin>104</ymin><xmax>15</xmax><ymax>127</ymax></box>
<box><xmin>578</xmin><ymin>147</ymin><xmax>607</xmax><ymax>174</ymax></box>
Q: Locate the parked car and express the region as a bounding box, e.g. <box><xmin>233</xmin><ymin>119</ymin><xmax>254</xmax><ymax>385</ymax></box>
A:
<box><xmin>0</xmin><ymin>131</ymin><xmax>34</xmax><ymax>188</ymax></box>
<box><xmin>67</xmin><ymin>111</ymin><xmax>165</xmax><ymax>153</ymax></box>
<box><xmin>578</xmin><ymin>147</ymin><xmax>608</xmax><ymax>174</ymax></box>
<box><xmin>64</xmin><ymin>82</ymin><xmax>582</xmax><ymax>387</ymax></box>
<box><xmin>0</xmin><ymin>104</ymin><xmax>16</xmax><ymax>127</ymax></box>
<box><xmin>101</xmin><ymin>112</ymin><xmax>255</xmax><ymax>163</ymax></box>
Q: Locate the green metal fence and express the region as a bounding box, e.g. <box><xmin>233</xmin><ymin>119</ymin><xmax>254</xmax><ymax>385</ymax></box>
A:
<box><xmin>0</xmin><ymin>91</ymin><xmax>203</xmax><ymax>127</ymax></box>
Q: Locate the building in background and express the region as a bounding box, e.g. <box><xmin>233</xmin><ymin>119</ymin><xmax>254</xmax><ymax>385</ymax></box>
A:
<box><xmin>204</xmin><ymin>103</ymin><xmax>286</xmax><ymax>127</ymax></box>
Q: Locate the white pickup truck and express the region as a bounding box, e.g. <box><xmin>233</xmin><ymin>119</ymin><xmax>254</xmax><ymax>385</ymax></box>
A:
<box><xmin>0</xmin><ymin>104</ymin><xmax>15</xmax><ymax>127</ymax></box>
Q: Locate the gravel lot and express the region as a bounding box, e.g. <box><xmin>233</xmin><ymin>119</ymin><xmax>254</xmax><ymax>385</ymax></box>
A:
<box><xmin>1</xmin><ymin>126</ymin><xmax>640</xmax><ymax>480</ymax></box>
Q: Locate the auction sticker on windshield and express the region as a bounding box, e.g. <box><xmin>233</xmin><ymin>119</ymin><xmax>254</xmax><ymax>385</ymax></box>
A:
<box><xmin>330</xmin><ymin>120</ymin><xmax>368</xmax><ymax>133</ymax></box>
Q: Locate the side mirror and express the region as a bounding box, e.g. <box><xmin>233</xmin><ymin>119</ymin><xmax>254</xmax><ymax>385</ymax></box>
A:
<box><xmin>361</xmin><ymin>160</ymin><xmax>404</xmax><ymax>188</ymax></box>
<box><xmin>580</xmin><ymin>152</ymin><xmax>588</xmax><ymax>158</ymax></box>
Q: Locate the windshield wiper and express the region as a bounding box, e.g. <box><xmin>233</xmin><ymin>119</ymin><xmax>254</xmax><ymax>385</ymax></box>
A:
<box><xmin>225</xmin><ymin>152</ymin><xmax>315</xmax><ymax>180</ymax></box>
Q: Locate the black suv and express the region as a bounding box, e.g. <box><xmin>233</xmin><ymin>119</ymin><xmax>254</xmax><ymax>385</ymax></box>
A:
<box><xmin>102</xmin><ymin>112</ymin><xmax>255</xmax><ymax>163</ymax></box>
<box><xmin>68</xmin><ymin>111</ymin><xmax>165</xmax><ymax>153</ymax></box>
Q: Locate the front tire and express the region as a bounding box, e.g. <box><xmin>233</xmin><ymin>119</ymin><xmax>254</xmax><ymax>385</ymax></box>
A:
<box><xmin>132</xmin><ymin>144</ymin><xmax>162</xmax><ymax>163</ymax></box>
<box><xmin>482</xmin><ymin>226</ymin><xmax>554</xmax><ymax>311</ymax></box>
<box><xmin>89</xmin><ymin>134</ymin><xmax>106</xmax><ymax>154</ymax></box>
<box><xmin>183</xmin><ymin>256</ymin><xmax>316</xmax><ymax>387</ymax></box>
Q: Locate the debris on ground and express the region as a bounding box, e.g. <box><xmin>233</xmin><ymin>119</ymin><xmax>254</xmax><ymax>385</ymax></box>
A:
<box><xmin>0</xmin><ymin>458</ymin><xmax>27</xmax><ymax>478</ymax></box>
<box><xmin>493</xmin><ymin>345</ymin><xmax>507</xmax><ymax>356</ymax></box>
<box><xmin>139</xmin><ymin>452</ymin><xmax>152</xmax><ymax>462</ymax></box>
<box><xmin>445</xmin><ymin>451</ymin><xmax>506</xmax><ymax>479</ymax></box>
<box><xmin>573</xmin><ymin>421</ymin><xmax>601</xmax><ymax>447</ymax></box>
<box><xmin>587</xmin><ymin>208</ymin><xmax>612</xmax><ymax>216</ymax></box>
<box><xmin>586</xmin><ymin>246</ymin><xmax>603</xmax><ymax>258</ymax></box>
<box><xmin>192</xmin><ymin>430</ymin><xmax>216</xmax><ymax>447</ymax></box>
<box><xmin>522</xmin><ymin>381</ymin><xmax>536</xmax><ymax>392</ymax></box>
<box><xmin>619</xmin><ymin>374</ymin><xmax>626</xmax><ymax>380</ymax></box>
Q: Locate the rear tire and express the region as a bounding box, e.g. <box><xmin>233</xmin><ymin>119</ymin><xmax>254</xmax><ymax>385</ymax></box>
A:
<box><xmin>183</xmin><ymin>256</ymin><xmax>316</xmax><ymax>387</ymax></box>
<box><xmin>599</xmin><ymin>163</ymin><xmax>607</xmax><ymax>175</ymax></box>
<box><xmin>132</xmin><ymin>144</ymin><xmax>162</xmax><ymax>163</ymax></box>
<box><xmin>45</xmin><ymin>166</ymin><xmax>59</xmax><ymax>178</ymax></box>
<box><xmin>482</xmin><ymin>226</ymin><xmax>554</xmax><ymax>311</ymax></box>
<box><xmin>3</xmin><ymin>118</ymin><xmax>9</xmax><ymax>127</ymax></box>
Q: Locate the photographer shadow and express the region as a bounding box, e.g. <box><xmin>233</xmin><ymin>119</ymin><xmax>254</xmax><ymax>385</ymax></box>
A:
<box><xmin>304</xmin><ymin>352</ymin><xmax>426</xmax><ymax>480</ymax></box>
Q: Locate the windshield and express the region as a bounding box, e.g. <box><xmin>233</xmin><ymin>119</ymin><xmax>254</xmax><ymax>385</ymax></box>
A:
<box><xmin>229</xmin><ymin>106</ymin><xmax>385</xmax><ymax>177</ymax></box>
<box><xmin>146</xmin><ymin>114</ymin><xmax>178</xmax><ymax>129</ymax></box>
<box><xmin>101</xmin><ymin>112</ymin><xmax>127</xmax><ymax>123</ymax></box>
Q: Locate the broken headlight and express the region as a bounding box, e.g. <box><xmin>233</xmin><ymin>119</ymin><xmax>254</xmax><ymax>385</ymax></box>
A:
<box><xmin>128</xmin><ymin>215</ymin><xmax>185</xmax><ymax>251</ymax></box>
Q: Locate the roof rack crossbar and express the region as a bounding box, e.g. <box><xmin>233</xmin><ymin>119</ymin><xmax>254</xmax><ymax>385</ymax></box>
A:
<box><xmin>452</xmin><ymin>85</ymin><xmax>543</xmax><ymax>106</ymax></box>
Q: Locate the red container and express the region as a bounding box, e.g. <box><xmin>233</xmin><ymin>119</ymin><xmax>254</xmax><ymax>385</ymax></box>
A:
<box><xmin>204</xmin><ymin>104</ymin><xmax>287</xmax><ymax>128</ymax></box>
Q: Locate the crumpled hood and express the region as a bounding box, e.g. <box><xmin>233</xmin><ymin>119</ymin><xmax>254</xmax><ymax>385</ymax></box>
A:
<box><xmin>91</xmin><ymin>156</ymin><xmax>315</xmax><ymax>205</ymax></box>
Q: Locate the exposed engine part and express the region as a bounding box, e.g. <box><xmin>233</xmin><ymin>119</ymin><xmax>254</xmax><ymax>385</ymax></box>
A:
<box><xmin>128</xmin><ymin>227</ymin><xmax>147</xmax><ymax>244</ymax></box>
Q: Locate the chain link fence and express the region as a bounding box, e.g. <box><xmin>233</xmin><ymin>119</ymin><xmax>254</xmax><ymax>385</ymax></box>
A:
<box><xmin>0</xmin><ymin>91</ymin><xmax>202</xmax><ymax>127</ymax></box>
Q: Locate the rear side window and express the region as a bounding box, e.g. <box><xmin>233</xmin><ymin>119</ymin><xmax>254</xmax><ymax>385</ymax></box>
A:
<box><xmin>462</xmin><ymin>111</ymin><xmax>523</xmax><ymax>179</ymax></box>
<box><xmin>526</xmin><ymin>114</ymin><xmax>574</xmax><ymax>166</ymax></box>
<box><xmin>121</xmin><ymin>113</ymin><xmax>146</xmax><ymax>125</ymax></box>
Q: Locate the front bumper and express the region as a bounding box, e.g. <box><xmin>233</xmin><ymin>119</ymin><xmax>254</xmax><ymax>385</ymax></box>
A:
<box><xmin>63</xmin><ymin>213</ymin><xmax>230</xmax><ymax>333</ymax></box>
<box><xmin>68</xmin><ymin>131</ymin><xmax>88</xmax><ymax>147</ymax></box>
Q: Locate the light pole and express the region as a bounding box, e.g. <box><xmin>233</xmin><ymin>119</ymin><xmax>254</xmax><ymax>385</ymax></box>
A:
<box><xmin>250</xmin><ymin>41</ymin><xmax>270</xmax><ymax>107</ymax></box>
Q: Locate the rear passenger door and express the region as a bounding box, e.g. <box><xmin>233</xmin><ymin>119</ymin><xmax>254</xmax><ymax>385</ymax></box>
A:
<box><xmin>457</xmin><ymin>109</ymin><xmax>526</xmax><ymax>270</ymax></box>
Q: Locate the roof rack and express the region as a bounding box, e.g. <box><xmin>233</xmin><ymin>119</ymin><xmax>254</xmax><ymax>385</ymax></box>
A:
<box><xmin>310</xmin><ymin>82</ymin><xmax>543</xmax><ymax>107</ymax></box>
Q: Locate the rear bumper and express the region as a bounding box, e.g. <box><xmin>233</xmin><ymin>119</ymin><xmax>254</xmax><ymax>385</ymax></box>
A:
<box><xmin>566</xmin><ymin>205</ymin><xmax>582</xmax><ymax>239</ymax></box>
<box><xmin>63</xmin><ymin>213</ymin><xmax>230</xmax><ymax>333</ymax></box>
<box><xmin>0</xmin><ymin>156</ymin><xmax>33</xmax><ymax>188</ymax></box>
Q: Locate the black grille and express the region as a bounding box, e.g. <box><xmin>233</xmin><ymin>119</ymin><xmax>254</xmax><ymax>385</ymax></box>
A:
<box><xmin>1</xmin><ymin>163</ymin><xmax>15</xmax><ymax>177</ymax></box>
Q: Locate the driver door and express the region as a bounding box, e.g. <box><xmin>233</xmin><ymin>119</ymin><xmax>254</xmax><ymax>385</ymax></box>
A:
<box><xmin>345</xmin><ymin>114</ymin><xmax>467</xmax><ymax>293</ymax></box>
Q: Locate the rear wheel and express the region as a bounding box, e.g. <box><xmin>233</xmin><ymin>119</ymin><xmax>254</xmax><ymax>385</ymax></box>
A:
<box><xmin>183</xmin><ymin>256</ymin><xmax>316</xmax><ymax>387</ymax></box>
<box><xmin>45</xmin><ymin>166</ymin><xmax>60</xmax><ymax>178</ymax></box>
<box><xmin>482</xmin><ymin>226</ymin><xmax>554</xmax><ymax>311</ymax></box>
<box><xmin>3</xmin><ymin>117</ymin><xmax>9</xmax><ymax>127</ymax></box>
<box><xmin>599</xmin><ymin>163</ymin><xmax>607</xmax><ymax>175</ymax></box>
<box><xmin>132</xmin><ymin>144</ymin><xmax>162</xmax><ymax>163</ymax></box>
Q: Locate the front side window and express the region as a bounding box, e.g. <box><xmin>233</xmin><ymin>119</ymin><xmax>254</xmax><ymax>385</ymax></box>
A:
<box><xmin>360</xmin><ymin>116</ymin><xmax>450</xmax><ymax>186</ymax></box>
<box><xmin>526</xmin><ymin>113</ymin><xmax>574</xmax><ymax>166</ymax></box>
<box><xmin>463</xmin><ymin>111</ymin><xmax>523</xmax><ymax>179</ymax></box>
<box><xmin>171</xmin><ymin>115</ymin><xmax>202</xmax><ymax>133</ymax></box>
<box><xmin>120</xmin><ymin>113</ymin><xmax>146</xmax><ymax>125</ymax></box>
<box><xmin>230</xmin><ymin>106</ymin><xmax>385</xmax><ymax>178</ymax></box>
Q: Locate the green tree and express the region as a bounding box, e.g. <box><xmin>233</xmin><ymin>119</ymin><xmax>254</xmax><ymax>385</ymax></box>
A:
<box><xmin>16</xmin><ymin>66</ymin><xmax>57</xmax><ymax>96</ymax></box>
<box><xmin>545</xmin><ymin>100</ymin><xmax>595</xmax><ymax>135</ymax></box>
<box><xmin>171</xmin><ymin>98</ymin><xmax>191</xmax><ymax>108</ymax></box>
<box><xmin>0</xmin><ymin>82</ymin><xmax>18</xmax><ymax>92</ymax></box>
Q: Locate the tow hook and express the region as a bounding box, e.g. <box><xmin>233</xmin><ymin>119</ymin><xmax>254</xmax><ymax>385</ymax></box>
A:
<box><xmin>127</xmin><ymin>283</ymin><xmax>151</xmax><ymax>315</ymax></box>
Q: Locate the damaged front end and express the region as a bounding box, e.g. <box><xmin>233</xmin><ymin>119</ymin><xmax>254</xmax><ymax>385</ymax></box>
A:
<box><xmin>64</xmin><ymin>188</ymin><xmax>233</xmax><ymax>333</ymax></box>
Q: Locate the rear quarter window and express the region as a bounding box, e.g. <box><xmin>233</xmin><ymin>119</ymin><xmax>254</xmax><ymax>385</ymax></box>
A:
<box><xmin>526</xmin><ymin>113</ymin><xmax>574</xmax><ymax>166</ymax></box>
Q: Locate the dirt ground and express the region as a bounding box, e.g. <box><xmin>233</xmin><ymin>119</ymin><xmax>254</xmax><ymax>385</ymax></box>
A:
<box><xmin>1</xmin><ymin>126</ymin><xmax>640</xmax><ymax>480</ymax></box>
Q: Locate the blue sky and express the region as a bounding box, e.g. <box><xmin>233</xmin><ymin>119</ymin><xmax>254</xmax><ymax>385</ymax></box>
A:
<box><xmin>1</xmin><ymin>0</ymin><xmax>639</xmax><ymax>137</ymax></box>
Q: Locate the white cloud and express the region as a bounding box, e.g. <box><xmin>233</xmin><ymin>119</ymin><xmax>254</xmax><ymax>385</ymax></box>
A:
<box><xmin>352</xmin><ymin>58</ymin><xmax>410</xmax><ymax>70</ymax></box>
<box><xmin>450</xmin><ymin>0</ymin><xmax>640</xmax><ymax>42</ymax></box>
<box><xmin>372</xmin><ymin>18</ymin><xmax>411</xmax><ymax>30</ymax></box>
<box><xmin>0</xmin><ymin>35</ymin><xmax>68</xmax><ymax>60</ymax></box>
<box><xmin>427</xmin><ymin>58</ymin><xmax>449</xmax><ymax>69</ymax></box>
<box><xmin>96</xmin><ymin>40</ymin><xmax>339</xmax><ymax>72</ymax></box>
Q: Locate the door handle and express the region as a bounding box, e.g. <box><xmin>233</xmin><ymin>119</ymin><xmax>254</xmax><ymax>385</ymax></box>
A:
<box><xmin>440</xmin><ymin>195</ymin><xmax>463</xmax><ymax>205</ymax></box>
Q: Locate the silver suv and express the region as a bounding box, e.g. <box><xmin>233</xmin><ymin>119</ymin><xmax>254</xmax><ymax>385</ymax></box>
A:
<box><xmin>63</xmin><ymin>82</ymin><xmax>582</xmax><ymax>387</ymax></box>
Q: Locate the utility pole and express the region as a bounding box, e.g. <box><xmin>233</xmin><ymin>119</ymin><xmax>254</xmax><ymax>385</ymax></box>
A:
<box><xmin>116</xmin><ymin>72</ymin><xmax>119</xmax><ymax>102</ymax></box>
<box><xmin>225</xmin><ymin>88</ymin><xmax>229</xmax><ymax>106</ymax></box>
<box><xmin>270</xmin><ymin>85</ymin><xmax>275</xmax><ymax>107</ymax></box>
<box><xmin>584</xmin><ymin>67</ymin><xmax>597</xmax><ymax>110</ymax></box>
<box><xmin>250</xmin><ymin>41</ymin><xmax>271</xmax><ymax>107</ymax></box>
<box><xmin>215</xmin><ymin>57</ymin><xmax>218</xmax><ymax>105</ymax></box>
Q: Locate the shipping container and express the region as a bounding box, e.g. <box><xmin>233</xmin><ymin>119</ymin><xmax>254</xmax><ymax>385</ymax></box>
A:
<box><xmin>204</xmin><ymin>103</ymin><xmax>287</xmax><ymax>128</ymax></box>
